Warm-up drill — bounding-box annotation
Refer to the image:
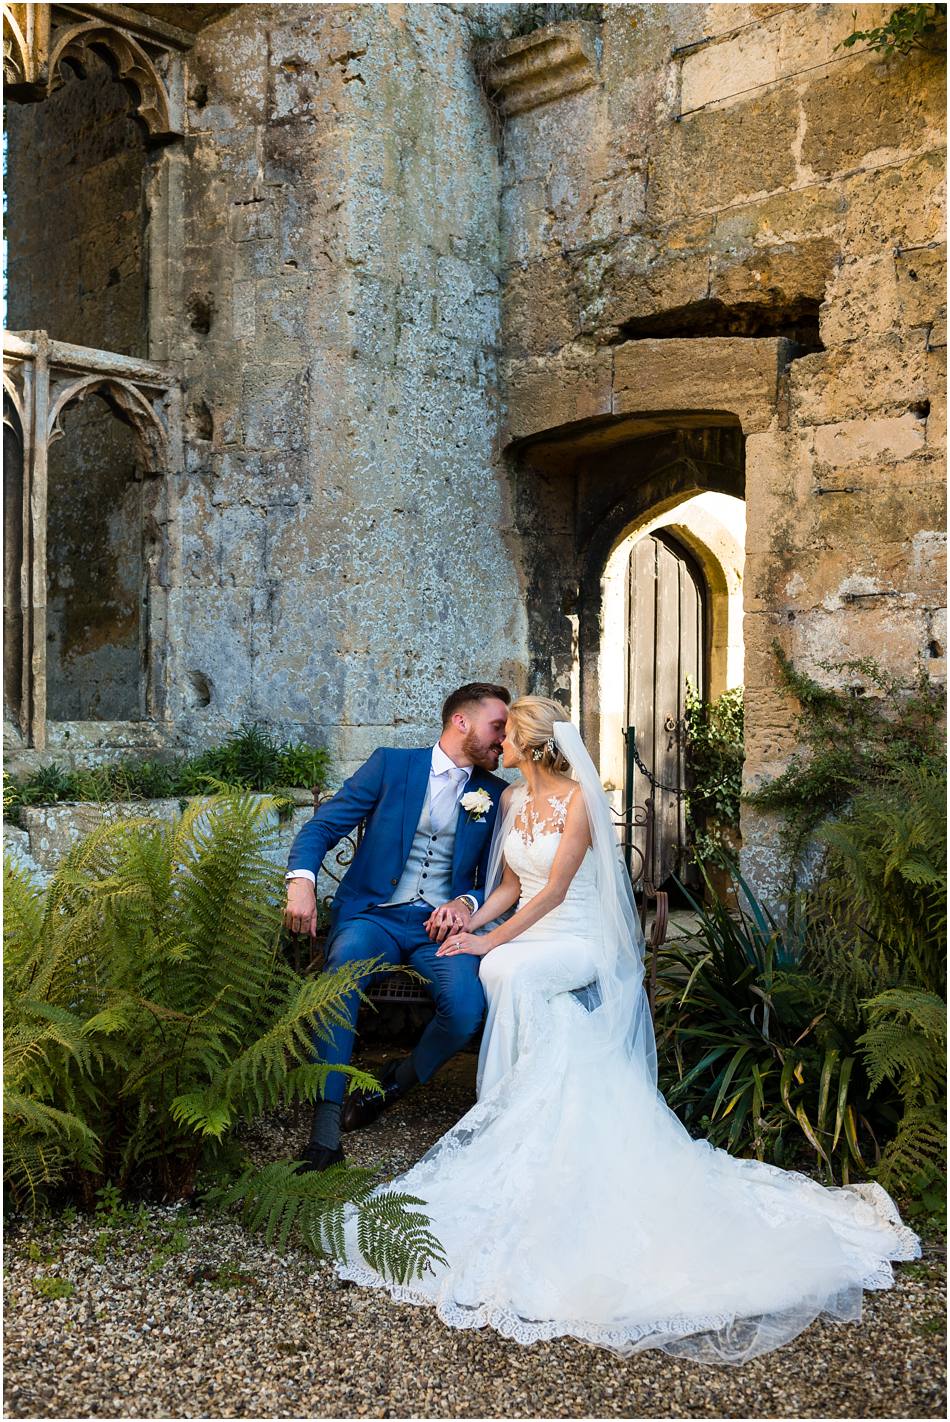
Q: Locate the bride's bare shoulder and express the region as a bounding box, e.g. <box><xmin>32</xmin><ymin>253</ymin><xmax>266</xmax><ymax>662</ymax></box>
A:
<box><xmin>550</xmin><ymin>775</ymin><xmax>579</xmax><ymax>800</ymax></box>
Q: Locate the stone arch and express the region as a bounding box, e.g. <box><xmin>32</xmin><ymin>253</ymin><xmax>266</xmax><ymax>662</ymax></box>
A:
<box><xmin>47</xmin><ymin>375</ymin><xmax>168</xmax><ymax>474</ymax></box>
<box><xmin>575</xmin><ymin>435</ymin><xmax>744</xmax><ymax>770</ymax></box>
<box><xmin>1</xmin><ymin>4</ymin><xmax>32</xmax><ymax>87</ymax></box>
<box><xmin>47</xmin><ymin>23</ymin><xmax>177</xmax><ymax>137</ymax></box>
<box><xmin>43</xmin><ymin>377</ymin><xmax>167</xmax><ymax>723</ymax></box>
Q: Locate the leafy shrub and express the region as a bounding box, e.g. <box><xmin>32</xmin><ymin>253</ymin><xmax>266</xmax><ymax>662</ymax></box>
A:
<box><xmin>654</xmin><ymin>867</ymin><xmax>869</xmax><ymax>1178</ymax></box>
<box><xmin>683</xmin><ymin>681</ymin><xmax>744</xmax><ymax>864</ymax></box>
<box><xmin>4</xmin><ymin>724</ymin><xmax>330</xmax><ymax>819</ymax></box>
<box><xmin>809</xmin><ymin>755</ymin><xmax>947</xmax><ymax>1199</ymax></box>
<box><xmin>3</xmin><ymin>793</ymin><xmax>439</xmax><ymax>1282</ymax></box>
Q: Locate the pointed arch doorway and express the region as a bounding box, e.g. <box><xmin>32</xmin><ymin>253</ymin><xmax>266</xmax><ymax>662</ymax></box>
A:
<box><xmin>626</xmin><ymin>530</ymin><xmax>707</xmax><ymax>891</ymax></box>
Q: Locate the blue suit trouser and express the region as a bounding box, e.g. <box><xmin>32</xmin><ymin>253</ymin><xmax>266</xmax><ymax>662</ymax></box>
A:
<box><xmin>313</xmin><ymin>901</ymin><xmax>486</xmax><ymax>1104</ymax></box>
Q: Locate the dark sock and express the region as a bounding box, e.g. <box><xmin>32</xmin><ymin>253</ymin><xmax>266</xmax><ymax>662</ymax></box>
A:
<box><xmin>308</xmin><ymin>1100</ymin><xmax>342</xmax><ymax>1152</ymax></box>
<box><xmin>393</xmin><ymin>1055</ymin><xmax>419</xmax><ymax>1093</ymax></box>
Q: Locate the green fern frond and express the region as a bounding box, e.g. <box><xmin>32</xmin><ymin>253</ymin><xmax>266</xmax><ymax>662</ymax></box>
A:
<box><xmin>355</xmin><ymin>1190</ymin><xmax>449</xmax><ymax>1284</ymax></box>
<box><xmin>858</xmin><ymin>989</ymin><xmax>947</xmax><ymax>1100</ymax></box>
<box><xmin>222</xmin><ymin>1161</ymin><xmax>447</xmax><ymax>1282</ymax></box>
<box><xmin>874</xmin><ymin>1105</ymin><xmax>947</xmax><ymax>1194</ymax></box>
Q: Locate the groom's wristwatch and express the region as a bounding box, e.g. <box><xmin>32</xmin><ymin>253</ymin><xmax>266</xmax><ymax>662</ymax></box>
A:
<box><xmin>457</xmin><ymin>894</ymin><xmax>478</xmax><ymax>915</ymax></box>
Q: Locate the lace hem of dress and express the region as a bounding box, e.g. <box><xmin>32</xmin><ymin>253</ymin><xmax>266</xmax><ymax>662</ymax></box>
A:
<box><xmin>335</xmin><ymin>1180</ymin><xmax>920</xmax><ymax>1358</ymax></box>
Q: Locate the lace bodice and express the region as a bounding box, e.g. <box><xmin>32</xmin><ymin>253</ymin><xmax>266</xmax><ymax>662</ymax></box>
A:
<box><xmin>505</xmin><ymin>785</ymin><xmax>597</xmax><ymax>907</ymax></box>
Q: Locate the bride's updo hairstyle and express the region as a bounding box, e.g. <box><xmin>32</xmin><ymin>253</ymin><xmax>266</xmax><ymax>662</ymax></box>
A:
<box><xmin>507</xmin><ymin>695</ymin><xmax>573</xmax><ymax>774</ymax></box>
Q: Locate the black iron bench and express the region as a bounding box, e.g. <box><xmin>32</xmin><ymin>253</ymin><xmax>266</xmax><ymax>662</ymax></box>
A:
<box><xmin>295</xmin><ymin>787</ymin><xmax>669</xmax><ymax>1019</ymax></box>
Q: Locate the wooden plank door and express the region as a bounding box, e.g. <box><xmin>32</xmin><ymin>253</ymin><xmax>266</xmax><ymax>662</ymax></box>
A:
<box><xmin>626</xmin><ymin>532</ymin><xmax>705</xmax><ymax>889</ymax></box>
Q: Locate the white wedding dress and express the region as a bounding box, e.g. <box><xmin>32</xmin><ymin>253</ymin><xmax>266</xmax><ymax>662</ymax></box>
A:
<box><xmin>337</xmin><ymin>783</ymin><xmax>921</xmax><ymax>1364</ymax></box>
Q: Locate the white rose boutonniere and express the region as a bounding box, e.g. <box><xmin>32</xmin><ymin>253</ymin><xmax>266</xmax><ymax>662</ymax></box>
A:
<box><xmin>460</xmin><ymin>788</ymin><xmax>493</xmax><ymax>823</ymax></box>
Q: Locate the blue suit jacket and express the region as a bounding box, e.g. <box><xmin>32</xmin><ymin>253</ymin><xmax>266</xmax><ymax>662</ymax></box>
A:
<box><xmin>286</xmin><ymin>746</ymin><xmax>508</xmax><ymax>926</ymax></box>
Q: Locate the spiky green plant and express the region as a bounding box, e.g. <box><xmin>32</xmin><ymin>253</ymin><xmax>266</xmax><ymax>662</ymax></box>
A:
<box><xmin>655</xmin><ymin>867</ymin><xmax>870</xmax><ymax>1179</ymax></box>
<box><xmin>659</xmin><ymin>755</ymin><xmax>947</xmax><ymax>1203</ymax></box>
<box><xmin>3</xmin><ymin>793</ymin><xmax>440</xmax><ymax>1281</ymax></box>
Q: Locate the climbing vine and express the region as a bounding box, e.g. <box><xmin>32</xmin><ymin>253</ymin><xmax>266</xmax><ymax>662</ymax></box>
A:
<box><xmin>745</xmin><ymin>642</ymin><xmax>945</xmax><ymax>882</ymax></box>
<box><xmin>837</xmin><ymin>4</ymin><xmax>946</xmax><ymax>57</ymax></box>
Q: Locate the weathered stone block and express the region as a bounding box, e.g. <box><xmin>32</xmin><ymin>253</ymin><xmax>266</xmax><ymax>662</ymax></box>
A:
<box><xmin>588</xmin><ymin>237</ymin><xmax>711</xmax><ymax>333</ymax></box>
<box><xmin>680</xmin><ymin>24</ymin><xmax>779</xmax><ymax>115</ymax></box>
<box><xmin>612</xmin><ymin>337</ymin><xmax>784</xmax><ymax>434</ymax></box>
<box><xmin>19</xmin><ymin>799</ymin><xmax>181</xmax><ymax>872</ymax></box>
<box><xmin>649</xmin><ymin>88</ymin><xmax>800</xmax><ymax>224</ymax></box>
<box><xmin>712</xmin><ymin>185</ymin><xmax>847</xmax><ymax>250</ymax></box>
<box><xmin>811</xmin><ymin>413</ymin><xmax>927</xmax><ymax>466</ymax></box>
<box><xmin>790</xmin><ymin>334</ymin><xmax>932</xmax><ymax>425</ymax></box>
<box><xmin>502</xmin><ymin>255</ymin><xmax>578</xmax><ymax>356</ymax></box>
<box><xmin>500</xmin><ymin>179</ymin><xmax>556</xmax><ymax>267</ymax></box>
<box><xmin>840</xmin><ymin>152</ymin><xmax>946</xmax><ymax>257</ymax></box>
<box><xmin>503</xmin><ymin>347</ymin><xmax>612</xmax><ymax>442</ymax></box>
<box><xmin>242</xmin><ymin>365</ymin><xmax>310</xmax><ymax>452</ymax></box>
<box><xmin>229</xmin><ymin>199</ymin><xmax>275</xmax><ymax>243</ymax></box>
<box><xmin>894</xmin><ymin>242</ymin><xmax>947</xmax><ymax>330</ymax></box>
<box><xmin>711</xmin><ymin>238</ymin><xmax>838</xmax><ymax>311</ymax></box>
<box><xmin>800</xmin><ymin>48</ymin><xmax>945</xmax><ymax>179</ymax></box>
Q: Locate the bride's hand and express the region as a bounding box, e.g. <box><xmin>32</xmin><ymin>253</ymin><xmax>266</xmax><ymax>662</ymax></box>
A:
<box><xmin>436</xmin><ymin>931</ymin><xmax>492</xmax><ymax>957</ymax></box>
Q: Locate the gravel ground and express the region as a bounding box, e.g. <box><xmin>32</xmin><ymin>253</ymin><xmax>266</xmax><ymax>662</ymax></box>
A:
<box><xmin>4</xmin><ymin>1049</ymin><xmax>946</xmax><ymax>1420</ymax></box>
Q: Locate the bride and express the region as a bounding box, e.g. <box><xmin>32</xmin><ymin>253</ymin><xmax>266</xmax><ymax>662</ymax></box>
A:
<box><xmin>336</xmin><ymin>696</ymin><xmax>920</xmax><ymax>1364</ymax></box>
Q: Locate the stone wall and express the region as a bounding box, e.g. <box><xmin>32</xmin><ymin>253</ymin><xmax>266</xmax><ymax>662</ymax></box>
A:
<box><xmin>491</xmin><ymin>2</ymin><xmax>946</xmax><ymax>892</ymax></box>
<box><xmin>4</xmin><ymin>2</ymin><xmax>945</xmax><ymax>902</ymax></box>
<box><xmin>168</xmin><ymin>2</ymin><xmax>527</xmax><ymax>777</ymax></box>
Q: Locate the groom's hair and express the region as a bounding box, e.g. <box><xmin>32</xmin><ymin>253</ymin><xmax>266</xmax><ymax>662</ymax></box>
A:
<box><xmin>441</xmin><ymin>682</ymin><xmax>511</xmax><ymax>727</ymax></box>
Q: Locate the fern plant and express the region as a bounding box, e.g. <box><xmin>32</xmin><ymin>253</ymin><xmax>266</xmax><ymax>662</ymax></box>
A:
<box><xmin>220</xmin><ymin>1161</ymin><xmax>447</xmax><ymax>1284</ymax></box>
<box><xmin>3</xmin><ymin>793</ymin><xmax>440</xmax><ymax>1282</ymax></box>
<box><xmin>811</xmin><ymin>755</ymin><xmax>947</xmax><ymax>1200</ymax></box>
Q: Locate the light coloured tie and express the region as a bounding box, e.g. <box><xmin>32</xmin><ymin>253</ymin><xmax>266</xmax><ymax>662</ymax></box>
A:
<box><xmin>430</xmin><ymin>768</ymin><xmax>466</xmax><ymax>834</ymax></box>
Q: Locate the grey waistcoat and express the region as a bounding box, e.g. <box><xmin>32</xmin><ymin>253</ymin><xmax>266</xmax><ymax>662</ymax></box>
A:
<box><xmin>381</xmin><ymin>787</ymin><xmax>459</xmax><ymax>909</ymax></box>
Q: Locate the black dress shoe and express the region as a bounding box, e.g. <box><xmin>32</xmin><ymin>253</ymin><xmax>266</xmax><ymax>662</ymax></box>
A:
<box><xmin>341</xmin><ymin>1064</ymin><xmax>405</xmax><ymax>1134</ymax></box>
<box><xmin>293</xmin><ymin>1143</ymin><xmax>345</xmax><ymax>1174</ymax></box>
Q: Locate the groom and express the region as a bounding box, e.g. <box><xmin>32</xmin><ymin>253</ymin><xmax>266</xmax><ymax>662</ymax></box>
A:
<box><xmin>283</xmin><ymin>682</ymin><xmax>511</xmax><ymax>1171</ymax></box>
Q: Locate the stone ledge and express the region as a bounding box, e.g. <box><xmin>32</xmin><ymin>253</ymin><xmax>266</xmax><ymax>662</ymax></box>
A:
<box><xmin>503</xmin><ymin>336</ymin><xmax>791</xmax><ymax>443</ymax></box>
<box><xmin>480</xmin><ymin>22</ymin><xmax>600</xmax><ymax>118</ymax></box>
<box><xmin>5</xmin><ymin>796</ymin><xmax>321</xmax><ymax>892</ymax></box>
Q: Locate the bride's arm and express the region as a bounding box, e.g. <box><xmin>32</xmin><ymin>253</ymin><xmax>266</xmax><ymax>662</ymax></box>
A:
<box><xmin>438</xmin><ymin>793</ymin><xmax>591</xmax><ymax>957</ymax></box>
<box><xmin>467</xmin><ymin>862</ymin><xmax>521</xmax><ymax>930</ymax></box>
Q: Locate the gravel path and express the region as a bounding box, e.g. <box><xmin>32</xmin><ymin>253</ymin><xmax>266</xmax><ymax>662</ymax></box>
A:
<box><xmin>4</xmin><ymin>1050</ymin><xmax>946</xmax><ymax>1420</ymax></box>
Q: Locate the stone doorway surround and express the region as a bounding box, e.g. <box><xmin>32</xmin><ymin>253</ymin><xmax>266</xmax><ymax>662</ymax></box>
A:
<box><xmin>502</xmin><ymin>333</ymin><xmax>790</xmax><ymax>891</ymax></box>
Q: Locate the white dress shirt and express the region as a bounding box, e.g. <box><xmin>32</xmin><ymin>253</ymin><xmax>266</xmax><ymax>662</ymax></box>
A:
<box><xmin>286</xmin><ymin>743</ymin><xmax>472</xmax><ymax>886</ymax></box>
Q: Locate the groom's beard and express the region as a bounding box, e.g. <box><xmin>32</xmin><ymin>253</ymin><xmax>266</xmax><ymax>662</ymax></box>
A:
<box><xmin>462</xmin><ymin>729</ymin><xmax>503</xmax><ymax>772</ymax></box>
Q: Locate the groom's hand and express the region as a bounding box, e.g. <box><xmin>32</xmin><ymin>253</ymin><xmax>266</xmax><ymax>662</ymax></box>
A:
<box><xmin>425</xmin><ymin>898</ymin><xmax>473</xmax><ymax>943</ymax></box>
<box><xmin>283</xmin><ymin>878</ymin><xmax>318</xmax><ymax>938</ymax></box>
